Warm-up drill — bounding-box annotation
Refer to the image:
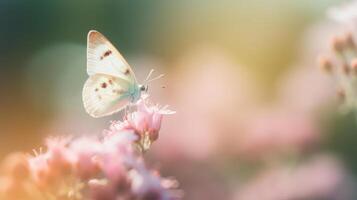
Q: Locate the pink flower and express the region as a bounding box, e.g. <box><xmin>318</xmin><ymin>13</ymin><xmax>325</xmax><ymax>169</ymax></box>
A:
<box><xmin>29</xmin><ymin>137</ymin><xmax>73</xmax><ymax>187</ymax></box>
<box><xmin>108</xmin><ymin>98</ymin><xmax>174</xmax><ymax>152</ymax></box>
<box><xmin>99</xmin><ymin>134</ymin><xmax>135</xmax><ymax>184</ymax></box>
<box><xmin>129</xmin><ymin>165</ymin><xmax>180</xmax><ymax>200</ymax></box>
<box><xmin>103</xmin><ymin>131</ymin><xmax>138</xmax><ymax>152</ymax></box>
<box><xmin>88</xmin><ymin>179</ymin><xmax>122</xmax><ymax>200</ymax></box>
<box><xmin>237</xmin><ymin>108</ymin><xmax>319</xmax><ymax>160</ymax></box>
<box><xmin>68</xmin><ymin>137</ymin><xmax>102</xmax><ymax>179</ymax></box>
<box><xmin>316</xmin><ymin>2</ymin><xmax>357</xmax><ymax>112</ymax></box>
<box><xmin>28</xmin><ymin>152</ymin><xmax>52</xmax><ymax>187</ymax></box>
<box><xmin>130</xmin><ymin>99</ymin><xmax>174</xmax><ymax>138</ymax></box>
<box><xmin>45</xmin><ymin>137</ymin><xmax>72</xmax><ymax>173</ymax></box>
<box><xmin>318</xmin><ymin>31</ymin><xmax>357</xmax><ymax>112</ymax></box>
<box><xmin>234</xmin><ymin>155</ymin><xmax>350</xmax><ymax>200</ymax></box>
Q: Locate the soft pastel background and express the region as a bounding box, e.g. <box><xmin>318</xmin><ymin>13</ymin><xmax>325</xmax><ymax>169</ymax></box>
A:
<box><xmin>1</xmin><ymin>0</ymin><xmax>357</xmax><ymax>199</ymax></box>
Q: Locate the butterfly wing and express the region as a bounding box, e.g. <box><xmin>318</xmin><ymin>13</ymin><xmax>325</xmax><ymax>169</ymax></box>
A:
<box><xmin>83</xmin><ymin>74</ymin><xmax>132</xmax><ymax>118</ymax></box>
<box><xmin>86</xmin><ymin>30</ymin><xmax>137</xmax><ymax>83</ymax></box>
<box><xmin>83</xmin><ymin>30</ymin><xmax>139</xmax><ymax>117</ymax></box>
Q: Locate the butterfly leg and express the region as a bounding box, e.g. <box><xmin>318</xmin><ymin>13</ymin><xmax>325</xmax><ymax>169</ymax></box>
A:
<box><xmin>122</xmin><ymin>101</ymin><xmax>137</xmax><ymax>119</ymax></box>
<box><xmin>123</xmin><ymin>105</ymin><xmax>129</xmax><ymax>119</ymax></box>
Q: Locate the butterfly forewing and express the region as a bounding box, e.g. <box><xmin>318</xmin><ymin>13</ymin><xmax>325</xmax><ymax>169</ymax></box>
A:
<box><xmin>83</xmin><ymin>74</ymin><xmax>131</xmax><ymax>117</ymax></box>
<box><xmin>87</xmin><ymin>30</ymin><xmax>137</xmax><ymax>83</ymax></box>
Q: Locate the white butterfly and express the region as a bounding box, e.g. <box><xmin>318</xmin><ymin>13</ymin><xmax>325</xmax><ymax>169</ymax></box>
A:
<box><xmin>83</xmin><ymin>30</ymin><xmax>162</xmax><ymax>118</ymax></box>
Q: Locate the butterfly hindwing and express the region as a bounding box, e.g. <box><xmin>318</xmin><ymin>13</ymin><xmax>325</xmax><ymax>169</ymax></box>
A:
<box><xmin>87</xmin><ymin>30</ymin><xmax>137</xmax><ymax>83</ymax></box>
<box><xmin>83</xmin><ymin>74</ymin><xmax>132</xmax><ymax>118</ymax></box>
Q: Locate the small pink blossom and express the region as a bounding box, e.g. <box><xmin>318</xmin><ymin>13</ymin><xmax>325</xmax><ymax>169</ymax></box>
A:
<box><xmin>69</xmin><ymin>137</ymin><xmax>102</xmax><ymax>179</ymax></box>
<box><xmin>129</xmin><ymin>99</ymin><xmax>174</xmax><ymax>140</ymax></box>
<box><xmin>317</xmin><ymin>2</ymin><xmax>357</xmax><ymax>112</ymax></box>
<box><xmin>107</xmin><ymin>98</ymin><xmax>175</xmax><ymax>152</ymax></box>
<box><xmin>28</xmin><ymin>152</ymin><xmax>51</xmax><ymax>187</ymax></box>
<box><xmin>45</xmin><ymin>137</ymin><xmax>72</xmax><ymax>173</ymax></box>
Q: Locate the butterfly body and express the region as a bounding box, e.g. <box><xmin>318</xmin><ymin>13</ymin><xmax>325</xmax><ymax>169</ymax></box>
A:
<box><xmin>129</xmin><ymin>84</ymin><xmax>144</xmax><ymax>102</ymax></box>
<box><xmin>83</xmin><ymin>30</ymin><xmax>146</xmax><ymax>118</ymax></box>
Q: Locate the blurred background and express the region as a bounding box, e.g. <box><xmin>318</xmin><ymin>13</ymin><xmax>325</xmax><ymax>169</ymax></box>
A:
<box><xmin>1</xmin><ymin>0</ymin><xmax>357</xmax><ymax>199</ymax></box>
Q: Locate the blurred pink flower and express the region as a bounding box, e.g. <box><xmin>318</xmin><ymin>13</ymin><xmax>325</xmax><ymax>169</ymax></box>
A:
<box><xmin>316</xmin><ymin>1</ymin><xmax>357</xmax><ymax>112</ymax></box>
<box><xmin>317</xmin><ymin>29</ymin><xmax>357</xmax><ymax>112</ymax></box>
<box><xmin>237</xmin><ymin>108</ymin><xmax>319</xmax><ymax>160</ymax></box>
<box><xmin>45</xmin><ymin>137</ymin><xmax>72</xmax><ymax>172</ymax></box>
<box><xmin>129</xmin><ymin>166</ymin><xmax>180</xmax><ymax>200</ymax></box>
<box><xmin>69</xmin><ymin>137</ymin><xmax>102</xmax><ymax>179</ymax></box>
<box><xmin>277</xmin><ymin>13</ymin><xmax>342</xmax><ymax>116</ymax></box>
<box><xmin>234</xmin><ymin>155</ymin><xmax>352</xmax><ymax>200</ymax></box>
<box><xmin>99</xmin><ymin>133</ymin><xmax>136</xmax><ymax>184</ymax></box>
<box><xmin>28</xmin><ymin>151</ymin><xmax>52</xmax><ymax>187</ymax></box>
<box><xmin>88</xmin><ymin>178</ymin><xmax>130</xmax><ymax>200</ymax></box>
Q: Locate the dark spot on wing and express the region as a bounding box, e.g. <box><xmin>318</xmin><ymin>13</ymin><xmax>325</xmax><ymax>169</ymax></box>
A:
<box><xmin>101</xmin><ymin>82</ymin><xmax>107</xmax><ymax>88</ymax></box>
<box><xmin>104</xmin><ymin>50</ymin><xmax>112</xmax><ymax>57</ymax></box>
<box><xmin>124</xmin><ymin>69</ymin><xmax>130</xmax><ymax>75</ymax></box>
<box><xmin>100</xmin><ymin>50</ymin><xmax>112</xmax><ymax>60</ymax></box>
<box><xmin>108</xmin><ymin>79</ymin><xmax>113</xmax><ymax>85</ymax></box>
<box><xmin>95</xmin><ymin>88</ymin><xmax>99</xmax><ymax>92</ymax></box>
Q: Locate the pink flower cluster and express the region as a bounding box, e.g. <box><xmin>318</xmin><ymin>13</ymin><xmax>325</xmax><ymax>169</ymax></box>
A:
<box><xmin>0</xmin><ymin>99</ymin><xmax>180</xmax><ymax>200</ymax></box>
<box><xmin>108</xmin><ymin>99</ymin><xmax>175</xmax><ymax>153</ymax></box>
<box><xmin>318</xmin><ymin>31</ymin><xmax>357</xmax><ymax>111</ymax></box>
<box><xmin>234</xmin><ymin>155</ymin><xmax>349</xmax><ymax>200</ymax></box>
<box><xmin>318</xmin><ymin>1</ymin><xmax>357</xmax><ymax>112</ymax></box>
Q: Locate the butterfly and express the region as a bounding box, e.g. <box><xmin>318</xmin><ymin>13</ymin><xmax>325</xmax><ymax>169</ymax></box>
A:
<box><xmin>83</xmin><ymin>30</ymin><xmax>162</xmax><ymax>118</ymax></box>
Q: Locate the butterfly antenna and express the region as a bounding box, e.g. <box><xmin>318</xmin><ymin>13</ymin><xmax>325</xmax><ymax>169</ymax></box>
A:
<box><xmin>146</xmin><ymin>74</ymin><xmax>164</xmax><ymax>83</ymax></box>
<box><xmin>145</xmin><ymin>69</ymin><xmax>155</xmax><ymax>82</ymax></box>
